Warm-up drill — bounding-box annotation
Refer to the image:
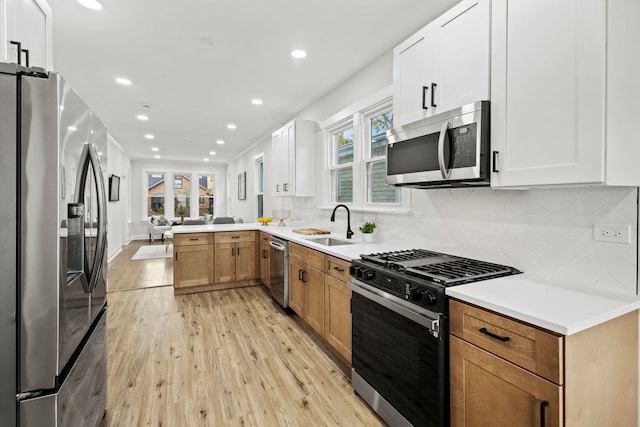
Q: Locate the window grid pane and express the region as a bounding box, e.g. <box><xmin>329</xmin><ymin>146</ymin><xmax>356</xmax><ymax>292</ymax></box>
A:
<box><xmin>335</xmin><ymin>127</ymin><xmax>354</xmax><ymax>165</ymax></box>
<box><xmin>367</xmin><ymin>160</ymin><xmax>401</xmax><ymax>204</ymax></box>
<box><xmin>370</xmin><ymin>111</ymin><xmax>393</xmax><ymax>157</ymax></box>
<box><xmin>147</xmin><ymin>173</ymin><xmax>165</xmax><ymax>216</ymax></box>
<box><xmin>332</xmin><ymin>167</ymin><xmax>353</xmax><ymax>203</ymax></box>
<box><xmin>174</xmin><ymin>174</ymin><xmax>191</xmax><ymax>217</ymax></box>
<box><xmin>198</xmin><ymin>174</ymin><xmax>215</xmax><ymax>216</ymax></box>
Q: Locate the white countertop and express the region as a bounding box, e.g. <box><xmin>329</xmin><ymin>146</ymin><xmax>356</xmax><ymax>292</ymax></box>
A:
<box><xmin>171</xmin><ymin>222</ymin><xmax>409</xmax><ymax>261</ymax></box>
<box><xmin>446</xmin><ymin>275</ymin><xmax>640</xmax><ymax>335</ymax></box>
<box><xmin>172</xmin><ymin>222</ymin><xmax>640</xmax><ymax>336</ymax></box>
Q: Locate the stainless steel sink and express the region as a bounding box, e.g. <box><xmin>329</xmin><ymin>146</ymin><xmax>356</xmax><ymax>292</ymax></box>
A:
<box><xmin>307</xmin><ymin>237</ymin><xmax>354</xmax><ymax>246</ymax></box>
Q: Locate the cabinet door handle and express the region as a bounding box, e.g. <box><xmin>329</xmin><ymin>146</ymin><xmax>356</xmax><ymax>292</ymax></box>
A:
<box><xmin>333</xmin><ymin>266</ymin><xmax>345</xmax><ymax>272</ymax></box>
<box><xmin>276</xmin><ymin>184</ymin><xmax>280</xmax><ymax>192</ymax></box>
<box><xmin>283</xmin><ymin>183</ymin><xmax>288</xmax><ymax>191</ymax></box>
<box><xmin>232</xmin><ymin>248</ymin><xmax>235</xmax><ymax>256</ymax></box>
<box><xmin>431</xmin><ymin>83</ymin><xmax>437</xmax><ymax>107</ymax></box>
<box><xmin>540</xmin><ymin>401</ymin><xmax>549</xmax><ymax>427</ymax></box>
<box><xmin>302</xmin><ymin>271</ymin><xmax>307</xmax><ymax>283</ymax></box>
<box><xmin>21</xmin><ymin>49</ymin><xmax>30</xmax><ymax>67</ymax></box>
<box><xmin>298</xmin><ymin>269</ymin><xmax>303</xmax><ymax>281</ymax></box>
<box><xmin>492</xmin><ymin>151</ymin><xmax>500</xmax><ymax>173</ymax></box>
<box><xmin>175</xmin><ymin>253</ymin><xmax>179</xmax><ymax>261</ymax></box>
<box><xmin>10</xmin><ymin>41</ymin><xmax>22</xmax><ymax>65</ymax></box>
<box><xmin>421</xmin><ymin>86</ymin><xmax>429</xmax><ymax>110</ymax></box>
<box><xmin>237</xmin><ymin>248</ymin><xmax>240</xmax><ymax>256</ymax></box>
<box><xmin>262</xmin><ymin>249</ymin><xmax>267</xmax><ymax>258</ymax></box>
<box><xmin>479</xmin><ymin>327</ymin><xmax>510</xmax><ymax>342</ymax></box>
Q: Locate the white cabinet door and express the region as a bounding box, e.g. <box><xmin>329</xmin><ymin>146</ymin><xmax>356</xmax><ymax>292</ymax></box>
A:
<box><xmin>491</xmin><ymin>0</ymin><xmax>606</xmax><ymax>188</ymax></box>
<box><xmin>2</xmin><ymin>0</ymin><xmax>52</xmax><ymax>69</ymax></box>
<box><xmin>271</xmin><ymin>119</ymin><xmax>316</xmax><ymax>197</ymax></box>
<box><xmin>392</xmin><ymin>26</ymin><xmax>434</xmax><ymax>127</ymax></box>
<box><xmin>431</xmin><ymin>0</ymin><xmax>490</xmax><ymax>113</ymax></box>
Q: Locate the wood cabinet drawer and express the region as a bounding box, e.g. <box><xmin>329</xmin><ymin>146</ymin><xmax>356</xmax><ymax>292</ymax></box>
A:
<box><xmin>325</xmin><ymin>256</ymin><xmax>350</xmax><ymax>282</ymax></box>
<box><xmin>215</xmin><ymin>230</ymin><xmax>255</xmax><ymax>244</ymax></box>
<box><xmin>259</xmin><ymin>231</ymin><xmax>270</xmax><ymax>244</ymax></box>
<box><xmin>305</xmin><ymin>248</ymin><xmax>325</xmax><ymax>270</ymax></box>
<box><xmin>173</xmin><ymin>233</ymin><xmax>212</xmax><ymax>247</ymax></box>
<box><xmin>289</xmin><ymin>242</ymin><xmax>305</xmax><ymax>261</ymax></box>
<box><xmin>449</xmin><ymin>299</ymin><xmax>563</xmax><ymax>385</ymax></box>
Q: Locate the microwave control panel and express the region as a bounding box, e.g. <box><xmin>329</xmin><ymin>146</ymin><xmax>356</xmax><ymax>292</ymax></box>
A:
<box><xmin>451</xmin><ymin>122</ymin><xmax>477</xmax><ymax>169</ymax></box>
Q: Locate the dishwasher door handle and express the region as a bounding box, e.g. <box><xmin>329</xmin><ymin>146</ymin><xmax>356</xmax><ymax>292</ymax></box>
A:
<box><xmin>269</xmin><ymin>241</ymin><xmax>285</xmax><ymax>251</ymax></box>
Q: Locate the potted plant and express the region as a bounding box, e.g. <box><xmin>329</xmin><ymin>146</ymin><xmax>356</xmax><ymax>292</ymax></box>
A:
<box><xmin>359</xmin><ymin>222</ymin><xmax>376</xmax><ymax>243</ymax></box>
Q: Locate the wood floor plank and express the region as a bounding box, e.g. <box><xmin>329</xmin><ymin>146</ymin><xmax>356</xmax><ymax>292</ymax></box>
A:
<box><xmin>104</xmin><ymin>252</ymin><xmax>384</xmax><ymax>426</ymax></box>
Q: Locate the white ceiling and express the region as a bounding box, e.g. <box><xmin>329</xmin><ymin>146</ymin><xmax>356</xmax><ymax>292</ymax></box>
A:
<box><xmin>47</xmin><ymin>0</ymin><xmax>458</xmax><ymax>164</ymax></box>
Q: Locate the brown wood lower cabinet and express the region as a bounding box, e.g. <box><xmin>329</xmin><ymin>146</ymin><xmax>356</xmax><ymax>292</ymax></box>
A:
<box><xmin>324</xmin><ymin>275</ymin><xmax>352</xmax><ymax>362</ymax></box>
<box><xmin>288</xmin><ymin>255</ymin><xmax>325</xmax><ymax>336</ymax></box>
<box><xmin>450</xmin><ymin>299</ymin><xmax>638</xmax><ymax>427</ymax></box>
<box><xmin>173</xmin><ymin>231</ymin><xmax>259</xmax><ymax>293</ymax></box>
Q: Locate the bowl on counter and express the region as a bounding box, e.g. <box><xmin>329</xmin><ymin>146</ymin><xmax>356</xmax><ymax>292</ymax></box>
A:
<box><xmin>272</xmin><ymin>210</ymin><xmax>291</xmax><ymax>226</ymax></box>
<box><xmin>257</xmin><ymin>217</ymin><xmax>272</xmax><ymax>226</ymax></box>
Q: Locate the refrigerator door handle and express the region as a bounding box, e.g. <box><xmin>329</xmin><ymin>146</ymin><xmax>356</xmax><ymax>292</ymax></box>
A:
<box><xmin>74</xmin><ymin>144</ymin><xmax>107</xmax><ymax>294</ymax></box>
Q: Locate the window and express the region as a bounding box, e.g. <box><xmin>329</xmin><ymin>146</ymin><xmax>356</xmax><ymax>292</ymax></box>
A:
<box><xmin>364</xmin><ymin>110</ymin><xmax>401</xmax><ymax>204</ymax></box>
<box><xmin>146</xmin><ymin>172</ymin><xmax>165</xmax><ymax>216</ymax></box>
<box><xmin>329</xmin><ymin>124</ymin><xmax>354</xmax><ymax>203</ymax></box>
<box><xmin>173</xmin><ymin>173</ymin><xmax>190</xmax><ymax>217</ymax></box>
<box><xmin>198</xmin><ymin>174</ymin><xmax>215</xmax><ymax>216</ymax></box>
<box><xmin>256</xmin><ymin>157</ymin><xmax>264</xmax><ymax>218</ymax></box>
<box><xmin>323</xmin><ymin>90</ymin><xmax>408</xmax><ymax>211</ymax></box>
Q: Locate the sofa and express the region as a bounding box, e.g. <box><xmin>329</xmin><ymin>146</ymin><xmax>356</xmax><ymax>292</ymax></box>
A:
<box><xmin>148</xmin><ymin>215</ymin><xmax>172</xmax><ymax>243</ymax></box>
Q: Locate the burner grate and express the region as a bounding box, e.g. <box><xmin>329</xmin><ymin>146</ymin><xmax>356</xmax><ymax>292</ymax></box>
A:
<box><xmin>407</xmin><ymin>258</ymin><xmax>518</xmax><ymax>285</ymax></box>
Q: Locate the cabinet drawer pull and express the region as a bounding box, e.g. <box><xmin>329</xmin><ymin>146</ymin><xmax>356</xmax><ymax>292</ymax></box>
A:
<box><xmin>431</xmin><ymin>82</ymin><xmax>437</xmax><ymax>107</ymax></box>
<box><xmin>540</xmin><ymin>401</ymin><xmax>549</xmax><ymax>427</ymax></box>
<box><xmin>333</xmin><ymin>266</ymin><xmax>345</xmax><ymax>272</ymax></box>
<box><xmin>189</xmin><ymin>238</ymin><xmax>199</xmax><ymax>241</ymax></box>
<box><xmin>421</xmin><ymin>86</ymin><xmax>429</xmax><ymax>110</ymax></box>
<box><xmin>479</xmin><ymin>327</ymin><xmax>510</xmax><ymax>342</ymax></box>
<box><xmin>492</xmin><ymin>151</ymin><xmax>499</xmax><ymax>173</ymax></box>
<box><xmin>231</xmin><ymin>236</ymin><xmax>240</xmax><ymax>239</ymax></box>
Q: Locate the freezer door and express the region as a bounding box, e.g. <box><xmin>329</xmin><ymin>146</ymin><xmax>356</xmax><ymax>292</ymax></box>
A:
<box><xmin>19</xmin><ymin>309</ymin><xmax>107</xmax><ymax>427</ymax></box>
<box><xmin>0</xmin><ymin>67</ymin><xmax>18</xmax><ymax>426</ymax></box>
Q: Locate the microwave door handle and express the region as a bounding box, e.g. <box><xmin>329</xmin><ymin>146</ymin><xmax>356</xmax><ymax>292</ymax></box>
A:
<box><xmin>437</xmin><ymin>121</ymin><xmax>451</xmax><ymax>179</ymax></box>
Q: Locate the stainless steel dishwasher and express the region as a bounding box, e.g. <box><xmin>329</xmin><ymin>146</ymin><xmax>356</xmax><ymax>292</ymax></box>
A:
<box><xmin>269</xmin><ymin>236</ymin><xmax>289</xmax><ymax>308</ymax></box>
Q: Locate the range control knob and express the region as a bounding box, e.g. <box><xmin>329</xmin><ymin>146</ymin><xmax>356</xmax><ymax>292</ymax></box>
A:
<box><xmin>423</xmin><ymin>291</ymin><xmax>437</xmax><ymax>306</ymax></box>
<box><xmin>409</xmin><ymin>288</ymin><xmax>422</xmax><ymax>302</ymax></box>
<box><xmin>362</xmin><ymin>269</ymin><xmax>375</xmax><ymax>280</ymax></box>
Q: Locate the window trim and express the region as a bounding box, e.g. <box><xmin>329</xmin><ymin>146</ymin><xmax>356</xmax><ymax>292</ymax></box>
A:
<box><xmin>322</xmin><ymin>88</ymin><xmax>410</xmax><ymax>211</ymax></box>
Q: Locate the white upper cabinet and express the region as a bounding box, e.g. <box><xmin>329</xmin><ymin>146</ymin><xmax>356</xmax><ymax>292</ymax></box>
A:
<box><xmin>491</xmin><ymin>0</ymin><xmax>640</xmax><ymax>188</ymax></box>
<box><xmin>271</xmin><ymin>119</ymin><xmax>317</xmax><ymax>197</ymax></box>
<box><xmin>393</xmin><ymin>0</ymin><xmax>490</xmax><ymax>127</ymax></box>
<box><xmin>1</xmin><ymin>0</ymin><xmax>53</xmax><ymax>70</ymax></box>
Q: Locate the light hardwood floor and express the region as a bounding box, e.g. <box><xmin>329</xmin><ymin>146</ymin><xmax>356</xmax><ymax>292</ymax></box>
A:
<box><xmin>108</xmin><ymin>240</ymin><xmax>173</xmax><ymax>292</ymax></box>
<box><xmin>105</xmin><ymin>241</ymin><xmax>384</xmax><ymax>426</ymax></box>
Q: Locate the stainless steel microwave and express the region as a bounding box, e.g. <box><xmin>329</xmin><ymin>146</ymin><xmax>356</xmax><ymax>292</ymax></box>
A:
<box><xmin>386</xmin><ymin>101</ymin><xmax>490</xmax><ymax>189</ymax></box>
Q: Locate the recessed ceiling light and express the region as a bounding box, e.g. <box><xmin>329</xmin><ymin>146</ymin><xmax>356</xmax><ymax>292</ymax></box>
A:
<box><xmin>216</xmin><ymin>140</ymin><xmax>224</xmax><ymax>145</ymax></box>
<box><xmin>251</xmin><ymin>99</ymin><xmax>263</xmax><ymax>105</ymax></box>
<box><xmin>209</xmin><ymin>151</ymin><xmax>216</xmax><ymax>155</ymax></box>
<box><xmin>291</xmin><ymin>49</ymin><xmax>307</xmax><ymax>59</ymax></box>
<box><xmin>115</xmin><ymin>77</ymin><xmax>132</xmax><ymax>86</ymax></box>
<box><xmin>203</xmin><ymin>158</ymin><xmax>209</xmax><ymax>162</ymax></box>
<box><xmin>151</xmin><ymin>147</ymin><xmax>159</xmax><ymax>152</ymax></box>
<box><xmin>227</xmin><ymin>123</ymin><xmax>237</xmax><ymax>130</ymax></box>
<box><xmin>137</xmin><ymin>114</ymin><xmax>149</xmax><ymax>121</ymax></box>
<box><xmin>78</xmin><ymin>0</ymin><xmax>103</xmax><ymax>10</ymax></box>
<box><xmin>144</xmin><ymin>134</ymin><xmax>154</xmax><ymax>139</ymax></box>
<box><xmin>68</xmin><ymin>126</ymin><xmax>77</xmax><ymax>131</ymax></box>
<box><xmin>154</xmin><ymin>155</ymin><xmax>160</xmax><ymax>159</ymax></box>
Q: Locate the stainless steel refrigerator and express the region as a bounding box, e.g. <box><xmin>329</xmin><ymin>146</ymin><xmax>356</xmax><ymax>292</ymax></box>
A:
<box><xmin>0</xmin><ymin>62</ymin><xmax>108</xmax><ymax>427</ymax></box>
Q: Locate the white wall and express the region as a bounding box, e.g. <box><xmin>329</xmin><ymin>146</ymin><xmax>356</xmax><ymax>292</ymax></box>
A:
<box><xmin>129</xmin><ymin>159</ymin><xmax>227</xmax><ymax>239</ymax></box>
<box><xmin>106</xmin><ymin>135</ymin><xmax>132</xmax><ymax>261</ymax></box>
<box><xmin>228</xmin><ymin>47</ymin><xmax>640</xmax><ymax>299</ymax></box>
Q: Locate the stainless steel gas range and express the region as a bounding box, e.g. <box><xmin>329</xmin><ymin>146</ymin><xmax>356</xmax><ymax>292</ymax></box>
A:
<box><xmin>348</xmin><ymin>249</ymin><xmax>520</xmax><ymax>427</ymax></box>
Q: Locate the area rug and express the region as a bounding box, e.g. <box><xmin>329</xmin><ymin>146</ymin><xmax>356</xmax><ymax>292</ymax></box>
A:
<box><xmin>131</xmin><ymin>245</ymin><xmax>173</xmax><ymax>260</ymax></box>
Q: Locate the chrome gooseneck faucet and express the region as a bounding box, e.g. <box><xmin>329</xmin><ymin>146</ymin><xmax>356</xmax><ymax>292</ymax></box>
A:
<box><xmin>330</xmin><ymin>204</ymin><xmax>354</xmax><ymax>239</ymax></box>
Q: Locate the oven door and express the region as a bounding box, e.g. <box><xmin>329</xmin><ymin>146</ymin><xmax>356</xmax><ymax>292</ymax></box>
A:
<box><xmin>349</xmin><ymin>279</ymin><xmax>447</xmax><ymax>427</ymax></box>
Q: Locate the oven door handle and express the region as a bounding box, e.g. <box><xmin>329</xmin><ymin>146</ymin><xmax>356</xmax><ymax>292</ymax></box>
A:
<box><xmin>348</xmin><ymin>280</ymin><xmax>440</xmax><ymax>336</ymax></box>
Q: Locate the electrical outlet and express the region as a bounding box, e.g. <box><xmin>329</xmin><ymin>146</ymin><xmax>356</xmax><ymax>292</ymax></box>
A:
<box><xmin>413</xmin><ymin>212</ymin><xmax>424</xmax><ymax>223</ymax></box>
<box><xmin>593</xmin><ymin>224</ymin><xmax>631</xmax><ymax>243</ymax></box>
